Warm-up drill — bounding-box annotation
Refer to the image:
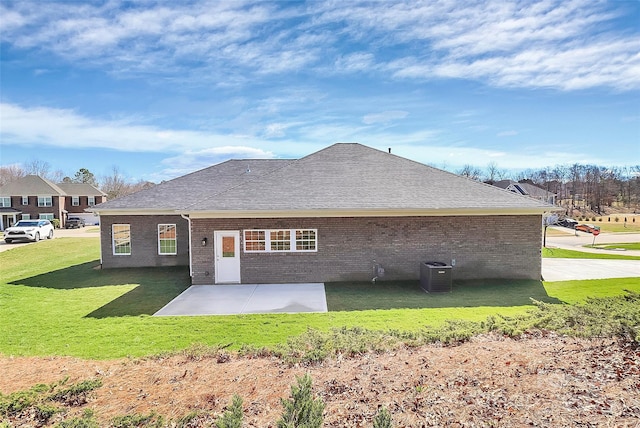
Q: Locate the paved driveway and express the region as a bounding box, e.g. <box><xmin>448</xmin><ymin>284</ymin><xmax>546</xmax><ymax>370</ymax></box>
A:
<box><xmin>542</xmin><ymin>259</ymin><xmax>640</xmax><ymax>281</ymax></box>
<box><xmin>154</xmin><ymin>283</ymin><xmax>328</xmax><ymax>316</ymax></box>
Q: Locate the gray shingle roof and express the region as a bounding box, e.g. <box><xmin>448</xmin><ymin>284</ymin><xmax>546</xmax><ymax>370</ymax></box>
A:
<box><xmin>57</xmin><ymin>183</ymin><xmax>106</xmax><ymax>197</ymax></box>
<box><xmin>95</xmin><ymin>144</ymin><xmax>550</xmax><ymax>214</ymax></box>
<box><xmin>188</xmin><ymin>143</ymin><xmax>549</xmax><ymax>212</ymax></box>
<box><xmin>0</xmin><ymin>175</ymin><xmax>66</xmax><ymax>197</ymax></box>
<box><xmin>94</xmin><ymin>159</ymin><xmax>292</xmax><ymax>210</ymax></box>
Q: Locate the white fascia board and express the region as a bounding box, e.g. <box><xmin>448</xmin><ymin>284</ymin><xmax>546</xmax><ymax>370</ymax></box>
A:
<box><xmin>89</xmin><ymin>209</ymin><xmax>180</xmax><ymax>216</ymax></box>
<box><xmin>185</xmin><ymin>207</ymin><xmax>549</xmax><ymax>219</ymax></box>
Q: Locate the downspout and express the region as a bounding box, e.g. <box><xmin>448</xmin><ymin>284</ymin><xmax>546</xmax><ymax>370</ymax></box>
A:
<box><xmin>180</xmin><ymin>213</ymin><xmax>193</xmax><ymax>278</ymax></box>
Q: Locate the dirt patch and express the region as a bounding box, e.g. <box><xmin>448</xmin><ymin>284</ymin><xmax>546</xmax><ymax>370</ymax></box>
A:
<box><xmin>2</xmin><ymin>333</ymin><xmax>639</xmax><ymax>427</ymax></box>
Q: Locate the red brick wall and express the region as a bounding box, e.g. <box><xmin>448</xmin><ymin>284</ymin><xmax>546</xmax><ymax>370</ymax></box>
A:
<box><xmin>189</xmin><ymin>215</ymin><xmax>542</xmax><ymax>284</ymax></box>
<box><xmin>99</xmin><ymin>215</ymin><xmax>190</xmax><ymax>268</ymax></box>
<box><xmin>9</xmin><ymin>195</ymin><xmax>64</xmax><ymax>223</ymax></box>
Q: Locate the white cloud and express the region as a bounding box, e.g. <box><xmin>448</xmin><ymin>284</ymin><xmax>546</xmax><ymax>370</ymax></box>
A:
<box><xmin>0</xmin><ymin>102</ymin><xmax>277</xmax><ymax>153</ymax></box>
<box><xmin>1</xmin><ymin>1</ymin><xmax>637</xmax><ymax>90</ymax></box>
<box><xmin>497</xmin><ymin>130</ymin><xmax>518</xmax><ymax>137</ymax></box>
<box><xmin>362</xmin><ymin>110</ymin><xmax>408</xmax><ymax>125</ymax></box>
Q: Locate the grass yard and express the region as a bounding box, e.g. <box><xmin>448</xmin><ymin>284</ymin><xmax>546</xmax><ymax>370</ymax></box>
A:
<box><xmin>1</xmin><ymin>238</ymin><xmax>639</xmax><ymax>359</ymax></box>
<box><xmin>593</xmin><ymin>242</ymin><xmax>640</xmax><ymax>251</ymax></box>
<box><xmin>542</xmin><ymin>247</ymin><xmax>640</xmax><ymax>260</ymax></box>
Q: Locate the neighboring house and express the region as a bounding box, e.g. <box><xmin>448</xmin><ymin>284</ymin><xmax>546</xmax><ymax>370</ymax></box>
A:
<box><xmin>91</xmin><ymin>144</ymin><xmax>551</xmax><ymax>284</ymax></box>
<box><xmin>493</xmin><ymin>180</ymin><xmax>557</xmax><ymax>205</ymax></box>
<box><xmin>56</xmin><ymin>183</ymin><xmax>107</xmax><ymax>225</ymax></box>
<box><xmin>0</xmin><ymin>175</ymin><xmax>106</xmax><ymax>230</ymax></box>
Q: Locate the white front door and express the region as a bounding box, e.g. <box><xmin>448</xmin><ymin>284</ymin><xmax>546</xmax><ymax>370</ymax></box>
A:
<box><xmin>214</xmin><ymin>230</ymin><xmax>241</xmax><ymax>283</ymax></box>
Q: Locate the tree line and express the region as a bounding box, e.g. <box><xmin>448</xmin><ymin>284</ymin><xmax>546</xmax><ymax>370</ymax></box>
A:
<box><xmin>0</xmin><ymin>161</ymin><xmax>154</xmax><ymax>200</ymax></box>
<box><xmin>457</xmin><ymin>161</ymin><xmax>640</xmax><ymax>213</ymax></box>
<box><xmin>2</xmin><ymin>159</ymin><xmax>639</xmax><ymax>211</ymax></box>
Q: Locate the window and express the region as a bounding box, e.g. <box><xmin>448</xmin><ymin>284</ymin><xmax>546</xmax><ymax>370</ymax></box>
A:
<box><xmin>72</xmin><ymin>196</ymin><xmax>80</xmax><ymax>206</ymax></box>
<box><xmin>38</xmin><ymin>196</ymin><xmax>52</xmax><ymax>207</ymax></box>
<box><xmin>112</xmin><ymin>224</ymin><xmax>131</xmax><ymax>255</ymax></box>
<box><xmin>22</xmin><ymin>196</ymin><xmax>29</xmax><ymax>205</ymax></box>
<box><xmin>0</xmin><ymin>197</ymin><xmax>10</xmax><ymax>207</ymax></box>
<box><xmin>21</xmin><ymin>214</ymin><xmax>31</xmax><ymax>220</ymax></box>
<box><xmin>88</xmin><ymin>196</ymin><xmax>95</xmax><ymax>206</ymax></box>
<box><xmin>158</xmin><ymin>224</ymin><xmax>177</xmax><ymax>255</ymax></box>
<box><xmin>244</xmin><ymin>230</ymin><xmax>266</xmax><ymax>251</ymax></box>
<box><xmin>243</xmin><ymin>229</ymin><xmax>317</xmax><ymax>253</ymax></box>
<box><xmin>39</xmin><ymin>213</ymin><xmax>54</xmax><ymax>220</ymax></box>
<box><xmin>270</xmin><ymin>230</ymin><xmax>291</xmax><ymax>251</ymax></box>
<box><xmin>296</xmin><ymin>229</ymin><xmax>317</xmax><ymax>251</ymax></box>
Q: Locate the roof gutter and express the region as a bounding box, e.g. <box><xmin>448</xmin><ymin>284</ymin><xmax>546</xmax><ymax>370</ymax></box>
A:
<box><xmin>180</xmin><ymin>213</ymin><xmax>193</xmax><ymax>278</ymax></box>
<box><xmin>186</xmin><ymin>207</ymin><xmax>552</xmax><ymax>219</ymax></box>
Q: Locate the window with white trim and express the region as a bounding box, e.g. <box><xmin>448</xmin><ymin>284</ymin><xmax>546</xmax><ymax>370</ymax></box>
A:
<box><xmin>72</xmin><ymin>196</ymin><xmax>79</xmax><ymax>206</ymax></box>
<box><xmin>158</xmin><ymin>224</ymin><xmax>177</xmax><ymax>255</ymax></box>
<box><xmin>243</xmin><ymin>229</ymin><xmax>317</xmax><ymax>253</ymax></box>
<box><xmin>38</xmin><ymin>196</ymin><xmax>52</xmax><ymax>207</ymax></box>
<box><xmin>39</xmin><ymin>213</ymin><xmax>54</xmax><ymax>220</ymax></box>
<box><xmin>22</xmin><ymin>196</ymin><xmax>29</xmax><ymax>205</ymax></box>
<box><xmin>88</xmin><ymin>196</ymin><xmax>95</xmax><ymax>206</ymax></box>
<box><xmin>0</xmin><ymin>197</ymin><xmax>10</xmax><ymax>207</ymax></box>
<box><xmin>112</xmin><ymin>224</ymin><xmax>131</xmax><ymax>255</ymax></box>
<box><xmin>22</xmin><ymin>214</ymin><xmax>31</xmax><ymax>220</ymax></box>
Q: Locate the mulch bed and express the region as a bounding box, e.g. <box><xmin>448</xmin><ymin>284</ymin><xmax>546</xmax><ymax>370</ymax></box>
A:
<box><xmin>2</xmin><ymin>332</ymin><xmax>639</xmax><ymax>427</ymax></box>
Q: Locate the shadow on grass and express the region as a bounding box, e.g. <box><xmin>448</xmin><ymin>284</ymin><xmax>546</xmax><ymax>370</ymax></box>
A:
<box><xmin>325</xmin><ymin>279</ymin><xmax>562</xmax><ymax>311</ymax></box>
<box><xmin>9</xmin><ymin>261</ymin><xmax>191</xmax><ymax>317</ymax></box>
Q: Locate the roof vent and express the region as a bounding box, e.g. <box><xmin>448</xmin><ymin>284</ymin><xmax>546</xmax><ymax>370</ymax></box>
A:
<box><xmin>388</xmin><ymin>148</ymin><xmax>391</xmax><ymax>154</ymax></box>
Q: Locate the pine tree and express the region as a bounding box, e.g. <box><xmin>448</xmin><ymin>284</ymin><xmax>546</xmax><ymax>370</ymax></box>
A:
<box><xmin>373</xmin><ymin>406</ymin><xmax>392</xmax><ymax>428</ymax></box>
<box><xmin>276</xmin><ymin>374</ymin><xmax>324</xmax><ymax>428</ymax></box>
<box><xmin>216</xmin><ymin>394</ymin><xmax>243</xmax><ymax>428</ymax></box>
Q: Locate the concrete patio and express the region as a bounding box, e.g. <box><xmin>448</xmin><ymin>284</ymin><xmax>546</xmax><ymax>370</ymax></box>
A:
<box><xmin>154</xmin><ymin>283</ymin><xmax>328</xmax><ymax>316</ymax></box>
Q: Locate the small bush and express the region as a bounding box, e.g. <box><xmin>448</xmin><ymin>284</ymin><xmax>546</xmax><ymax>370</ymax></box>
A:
<box><xmin>373</xmin><ymin>406</ymin><xmax>393</xmax><ymax>428</ymax></box>
<box><xmin>277</xmin><ymin>374</ymin><xmax>324</xmax><ymax>428</ymax></box>
<box><xmin>615</xmin><ymin>217</ymin><xmax>620</xmax><ymax>222</ymax></box>
<box><xmin>216</xmin><ymin>394</ymin><xmax>243</xmax><ymax>428</ymax></box>
<box><xmin>56</xmin><ymin>409</ymin><xmax>99</xmax><ymax>428</ymax></box>
<box><xmin>52</xmin><ymin>218</ymin><xmax>61</xmax><ymax>229</ymax></box>
<box><xmin>48</xmin><ymin>379</ymin><xmax>102</xmax><ymax>406</ymax></box>
<box><xmin>111</xmin><ymin>412</ymin><xmax>164</xmax><ymax>428</ymax></box>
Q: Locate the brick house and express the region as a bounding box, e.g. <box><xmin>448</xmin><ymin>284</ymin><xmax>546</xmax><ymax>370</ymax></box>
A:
<box><xmin>0</xmin><ymin>175</ymin><xmax>106</xmax><ymax>229</ymax></box>
<box><xmin>91</xmin><ymin>144</ymin><xmax>550</xmax><ymax>284</ymax></box>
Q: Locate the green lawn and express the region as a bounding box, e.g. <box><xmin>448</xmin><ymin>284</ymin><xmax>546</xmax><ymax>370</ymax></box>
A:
<box><xmin>1</xmin><ymin>238</ymin><xmax>639</xmax><ymax>359</ymax></box>
<box><xmin>592</xmin><ymin>243</ymin><xmax>640</xmax><ymax>251</ymax></box>
<box><xmin>542</xmin><ymin>247</ymin><xmax>640</xmax><ymax>260</ymax></box>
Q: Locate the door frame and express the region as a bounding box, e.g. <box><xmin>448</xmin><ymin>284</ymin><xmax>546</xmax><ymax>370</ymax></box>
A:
<box><xmin>214</xmin><ymin>230</ymin><xmax>241</xmax><ymax>284</ymax></box>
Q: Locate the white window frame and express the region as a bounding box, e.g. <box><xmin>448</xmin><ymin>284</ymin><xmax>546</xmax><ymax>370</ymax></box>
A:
<box><xmin>157</xmin><ymin>224</ymin><xmax>177</xmax><ymax>255</ymax></box>
<box><xmin>21</xmin><ymin>214</ymin><xmax>31</xmax><ymax>220</ymax></box>
<box><xmin>39</xmin><ymin>213</ymin><xmax>54</xmax><ymax>220</ymax></box>
<box><xmin>112</xmin><ymin>224</ymin><xmax>131</xmax><ymax>256</ymax></box>
<box><xmin>88</xmin><ymin>196</ymin><xmax>96</xmax><ymax>206</ymax></box>
<box><xmin>0</xmin><ymin>197</ymin><xmax>10</xmax><ymax>207</ymax></box>
<box><xmin>38</xmin><ymin>196</ymin><xmax>52</xmax><ymax>207</ymax></box>
<box><xmin>22</xmin><ymin>196</ymin><xmax>29</xmax><ymax>205</ymax></box>
<box><xmin>72</xmin><ymin>196</ymin><xmax>80</xmax><ymax>206</ymax></box>
<box><xmin>243</xmin><ymin>229</ymin><xmax>317</xmax><ymax>253</ymax></box>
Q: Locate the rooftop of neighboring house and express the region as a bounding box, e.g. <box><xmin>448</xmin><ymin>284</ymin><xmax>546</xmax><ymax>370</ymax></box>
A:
<box><xmin>0</xmin><ymin>175</ymin><xmax>106</xmax><ymax>198</ymax></box>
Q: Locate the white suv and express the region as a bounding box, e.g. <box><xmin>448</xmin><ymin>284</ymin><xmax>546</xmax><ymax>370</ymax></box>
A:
<box><xmin>4</xmin><ymin>220</ymin><xmax>54</xmax><ymax>243</ymax></box>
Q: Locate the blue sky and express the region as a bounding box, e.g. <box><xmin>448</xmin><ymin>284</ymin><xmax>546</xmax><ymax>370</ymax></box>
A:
<box><xmin>1</xmin><ymin>0</ymin><xmax>639</xmax><ymax>183</ymax></box>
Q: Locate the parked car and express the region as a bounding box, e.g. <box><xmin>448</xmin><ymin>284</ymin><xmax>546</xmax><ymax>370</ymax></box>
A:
<box><xmin>66</xmin><ymin>217</ymin><xmax>86</xmax><ymax>229</ymax></box>
<box><xmin>575</xmin><ymin>223</ymin><xmax>600</xmax><ymax>233</ymax></box>
<box><xmin>4</xmin><ymin>220</ymin><xmax>54</xmax><ymax>243</ymax></box>
<box><xmin>557</xmin><ymin>218</ymin><xmax>578</xmax><ymax>229</ymax></box>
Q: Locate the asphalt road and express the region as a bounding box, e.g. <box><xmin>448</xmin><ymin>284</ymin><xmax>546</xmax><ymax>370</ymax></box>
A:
<box><xmin>0</xmin><ymin>227</ymin><xmax>99</xmax><ymax>252</ymax></box>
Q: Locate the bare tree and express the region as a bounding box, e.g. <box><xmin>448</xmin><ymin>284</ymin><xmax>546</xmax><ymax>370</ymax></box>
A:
<box><xmin>458</xmin><ymin>164</ymin><xmax>482</xmax><ymax>181</ymax></box>
<box><xmin>23</xmin><ymin>159</ymin><xmax>51</xmax><ymax>177</ymax></box>
<box><xmin>0</xmin><ymin>165</ymin><xmax>26</xmax><ymax>186</ymax></box>
<box><xmin>483</xmin><ymin>162</ymin><xmax>506</xmax><ymax>184</ymax></box>
<box><xmin>100</xmin><ymin>166</ymin><xmax>128</xmax><ymax>199</ymax></box>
